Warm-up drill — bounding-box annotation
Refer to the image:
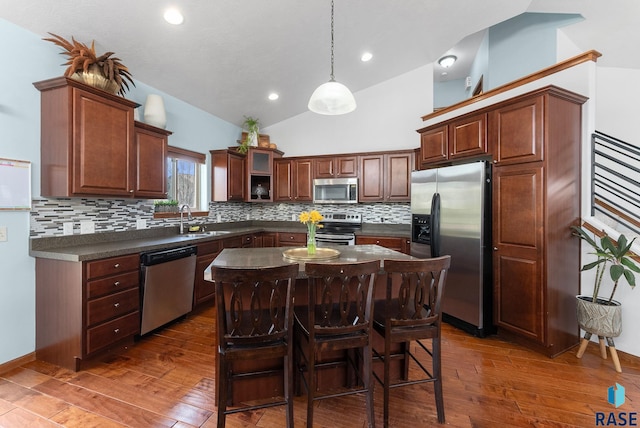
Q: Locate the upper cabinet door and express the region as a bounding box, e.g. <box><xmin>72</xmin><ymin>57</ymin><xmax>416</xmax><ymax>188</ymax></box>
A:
<box><xmin>419</xmin><ymin>125</ymin><xmax>448</xmax><ymax>165</ymax></box>
<box><xmin>133</xmin><ymin>122</ymin><xmax>170</xmax><ymax>199</ymax></box>
<box><xmin>314</xmin><ymin>155</ymin><xmax>358</xmax><ymax>178</ymax></box>
<box><xmin>72</xmin><ymin>88</ymin><xmax>135</xmax><ymax>196</ymax></box>
<box><xmin>293</xmin><ymin>159</ymin><xmax>314</xmax><ymax>201</ymax></box>
<box><xmin>489</xmin><ymin>95</ymin><xmax>544</xmax><ymax>166</ymax></box>
<box><xmin>449</xmin><ymin>113</ymin><xmax>487</xmax><ymax>160</ymax></box>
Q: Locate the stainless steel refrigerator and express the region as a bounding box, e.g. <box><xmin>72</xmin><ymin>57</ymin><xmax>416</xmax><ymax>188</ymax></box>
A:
<box><xmin>410</xmin><ymin>160</ymin><xmax>493</xmax><ymax>337</ymax></box>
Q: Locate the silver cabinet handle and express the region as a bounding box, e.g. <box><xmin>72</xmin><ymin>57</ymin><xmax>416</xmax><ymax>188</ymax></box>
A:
<box><xmin>493</xmin><ymin>247</ymin><xmax>498</xmax><ymax>251</ymax></box>
<box><xmin>114</xmin><ymin>302</ymin><xmax>120</xmax><ymax>308</ymax></box>
<box><xmin>114</xmin><ymin>281</ymin><xmax>120</xmax><ymax>287</ymax></box>
<box><xmin>114</xmin><ymin>263</ymin><xmax>120</xmax><ymax>269</ymax></box>
<box><xmin>114</xmin><ymin>328</ymin><xmax>120</xmax><ymax>334</ymax></box>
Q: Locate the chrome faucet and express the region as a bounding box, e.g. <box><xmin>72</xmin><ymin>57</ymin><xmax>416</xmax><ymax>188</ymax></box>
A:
<box><xmin>179</xmin><ymin>204</ymin><xmax>193</xmax><ymax>234</ymax></box>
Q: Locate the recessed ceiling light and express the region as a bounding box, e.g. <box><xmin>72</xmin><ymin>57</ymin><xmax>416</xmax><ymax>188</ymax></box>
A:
<box><xmin>164</xmin><ymin>8</ymin><xmax>184</xmax><ymax>25</ymax></box>
<box><xmin>361</xmin><ymin>52</ymin><xmax>373</xmax><ymax>62</ymax></box>
<box><xmin>438</xmin><ymin>55</ymin><xmax>457</xmax><ymax>68</ymax></box>
<box><xmin>268</xmin><ymin>93</ymin><xmax>279</xmax><ymax>101</ymax></box>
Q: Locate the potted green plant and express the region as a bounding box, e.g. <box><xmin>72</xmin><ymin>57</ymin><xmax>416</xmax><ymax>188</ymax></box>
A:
<box><xmin>154</xmin><ymin>200</ymin><xmax>178</xmax><ymax>213</ymax></box>
<box><xmin>242</xmin><ymin>116</ymin><xmax>260</xmax><ymax>147</ymax></box>
<box><xmin>571</xmin><ymin>225</ymin><xmax>639</xmax><ymax>339</ymax></box>
<box><xmin>44</xmin><ymin>32</ymin><xmax>135</xmax><ymax>96</ymax></box>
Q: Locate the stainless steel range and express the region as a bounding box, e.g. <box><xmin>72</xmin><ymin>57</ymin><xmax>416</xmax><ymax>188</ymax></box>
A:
<box><xmin>315</xmin><ymin>213</ymin><xmax>362</xmax><ymax>246</ymax></box>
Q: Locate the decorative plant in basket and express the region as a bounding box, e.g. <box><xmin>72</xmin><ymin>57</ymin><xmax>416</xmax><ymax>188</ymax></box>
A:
<box><xmin>44</xmin><ymin>32</ymin><xmax>135</xmax><ymax>96</ymax></box>
<box><xmin>572</xmin><ymin>225</ymin><xmax>639</xmax><ymax>371</ymax></box>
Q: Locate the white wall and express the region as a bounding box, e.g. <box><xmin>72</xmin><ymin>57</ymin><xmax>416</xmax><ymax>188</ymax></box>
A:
<box><xmin>595</xmin><ymin>67</ymin><xmax>640</xmax><ymax>144</ymax></box>
<box><xmin>263</xmin><ymin>64</ymin><xmax>434</xmax><ymax>157</ymax></box>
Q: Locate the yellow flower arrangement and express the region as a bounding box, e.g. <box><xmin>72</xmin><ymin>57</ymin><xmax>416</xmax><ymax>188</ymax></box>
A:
<box><xmin>299</xmin><ymin>210</ymin><xmax>323</xmax><ymax>254</ymax></box>
<box><xmin>299</xmin><ymin>210</ymin><xmax>324</xmax><ymax>225</ymax></box>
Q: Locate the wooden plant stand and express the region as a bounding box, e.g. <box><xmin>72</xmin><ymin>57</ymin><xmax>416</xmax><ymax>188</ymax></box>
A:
<box><xmin>576</xmin><ymin>331</ymin><xmax>622</xmax><ymax>373</ymax></box>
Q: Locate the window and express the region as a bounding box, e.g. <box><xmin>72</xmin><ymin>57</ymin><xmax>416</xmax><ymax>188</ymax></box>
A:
<box><xmin>166</xmin><ymin>146</ymin><xmax>207</xmax><ymax>211</ymax></box>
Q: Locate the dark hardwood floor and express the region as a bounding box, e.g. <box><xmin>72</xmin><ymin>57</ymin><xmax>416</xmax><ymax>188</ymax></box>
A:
<box><xmin>1</xmin><ymin>304</ymin><xmax>639</xmax><ymax>427</ymax></box>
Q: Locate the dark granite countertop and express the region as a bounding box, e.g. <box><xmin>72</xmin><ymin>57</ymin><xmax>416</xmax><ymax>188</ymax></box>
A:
<box><xmin>29</xmin><ymin>221</ymin><xmax>410</xmax><ymax>262</ymax></box>
<box><xmin>206</xmin><ymin>245</ymin><xmax>416</xmax><ymax>279</ymax></box>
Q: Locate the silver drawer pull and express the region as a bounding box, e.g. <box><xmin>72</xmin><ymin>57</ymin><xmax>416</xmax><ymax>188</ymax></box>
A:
<box><xmin>114</xmin><ymin>302</ymin><xmax>120</xmax><ymax>308</ymax></box>
<box><xmin>114</xmin><ymin>281</ymin><xmax>120</xmax><ymax>287</ymax></box>
<box><xmin>114</xmin><ymin>263</ymin><xmax>120</xmax><ymax>269</ymax></box>
<box><xmin>114</xmin><ymin>328</ymin><xmax>120</xmax><ymax>334</ymax></box>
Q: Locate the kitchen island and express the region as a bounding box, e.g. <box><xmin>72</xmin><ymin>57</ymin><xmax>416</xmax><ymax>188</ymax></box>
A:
<box><xmin>206</xmin><ymin>244</ymin><xmax>416</xmax><ymax>276</ymax></box>
<box><xmin>205</xmin><ymin>244</ymin><xmax>417</xmax><ymax>404</ymax></box>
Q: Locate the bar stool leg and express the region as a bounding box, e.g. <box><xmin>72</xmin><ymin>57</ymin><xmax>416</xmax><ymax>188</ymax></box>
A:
<box><xmin>576</xmin><ymin>332</ymin><xmax>592</xmax><ymax>358</ymax></box>
<box><xmin>606</xmin><ymin>337</ymin><xmax>623</xmax><ymax>373</ymax></box>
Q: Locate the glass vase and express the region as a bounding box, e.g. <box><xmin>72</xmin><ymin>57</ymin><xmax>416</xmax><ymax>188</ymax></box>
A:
<box><xmin>307</xmin><ymin>225</ymin><xmax>317</xmax><ymax>255</ymax></box>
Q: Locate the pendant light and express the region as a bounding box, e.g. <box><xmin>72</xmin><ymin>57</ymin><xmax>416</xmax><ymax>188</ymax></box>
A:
<box><xmin>308</xmin><ymin>0</ymin><xmax>356</xmax><ymax>115</ymax></box>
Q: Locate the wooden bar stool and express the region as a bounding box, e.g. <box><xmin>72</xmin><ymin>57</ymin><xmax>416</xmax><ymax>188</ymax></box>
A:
<box><xmin>210</xmin><ymin>263</ymin><xmax>299</xmax><ymax>428</ymax></box>
<box><xmin>372</xmin><ymin>256</ymin><xmax>451</xmax><ymax>427</ymax></box>
<box><xmin>295</xmin><ymin>260</ymin><xmax>379</xmax><ymax>428</ymax></box>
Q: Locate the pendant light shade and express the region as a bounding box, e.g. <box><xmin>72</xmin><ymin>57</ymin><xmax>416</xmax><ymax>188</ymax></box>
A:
<box><xmin>308</xmin><ymin>80</ymin><xmax>356</xmax><ymax>115</ymax></box>
<box><xmin>308</xmin><ymin>0</ymin><xmax>356</xmax><ymax>115</ymax></box>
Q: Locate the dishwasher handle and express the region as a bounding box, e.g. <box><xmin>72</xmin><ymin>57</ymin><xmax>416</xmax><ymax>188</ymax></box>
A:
<box><xmin>140</xmin><ymin>245</ymin><xmax>197</xmax><ymax>266</ymax></box>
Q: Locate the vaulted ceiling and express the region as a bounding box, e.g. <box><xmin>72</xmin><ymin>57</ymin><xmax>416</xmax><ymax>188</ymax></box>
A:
<box><xmin>1</xmin><ymin>0</ymin><xmax>637</xmax><ymax>127</ymax></box>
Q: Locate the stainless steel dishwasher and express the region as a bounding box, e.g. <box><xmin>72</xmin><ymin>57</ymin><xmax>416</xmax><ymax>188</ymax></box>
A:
<box><xmin>140</xmin><ymin>245</ymin><xmax>197</xmax><ymax>335</ymax></box>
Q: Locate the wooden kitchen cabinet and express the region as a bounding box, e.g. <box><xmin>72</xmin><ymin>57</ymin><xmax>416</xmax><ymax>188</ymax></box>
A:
<box><xmin>314</xmin><ymin>155</ymin><xmax>358</xmax><ymax>178</ymax></box>
<box><xmin>34</xmin><ymin>77</ymin><xmax>146</xmax><ymax>198</ymax></box>
<box><xmin>36</xmin><ymin>253</ymin><xmax>140</xmax><ymax>371</ymax></box>
<box><xmin>210</xmin><ymin>149</ymin><xmax>246</xmax><ymax>201</ymax></box>
<box><xmin>490</xmin><ymin>86</ymin><xmax>587</xmax><ymax>357</ymax></box>
<box><xmin>193</xmin><ymin>240</ymin><xmax>222</xmax><ymax>307</ymax></box>
<box><xmin>247</xmin><ymin>147</ymin><xmax>283</xmax><ymax>202</ymax></box>
<box><xmin>359</xmin><ymin>150</ymin><xmax>414</xmax><ymax>202</ymax></box>
<box><xmin>418</xmin><ymin>113</ymin><xmax>487</xmax><ymax>167</ymax></box>
<box><xmin>356</xmin><ymin>235</ymin><xmax>411</xmax><ymax>255</ymax></box>
<box><xmin>133</xmin><ymin>121</ymin><xmax>171</xmax><ymax>199</ymax></box>
<box><xmin>274</xmin><ymin>158</ymin><xmax>313</xmax><ymax>202</ymax></box>
<box><xmin>262</xmin><ymin>232</ymin><xmax>277</xmax><ymax>247</ymax></box>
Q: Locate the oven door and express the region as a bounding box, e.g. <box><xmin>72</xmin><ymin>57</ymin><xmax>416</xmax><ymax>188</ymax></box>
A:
<box><xmin>315</xmin><ymin>232</ymin><xmax>355</xmax><ymax>246</ymax></box>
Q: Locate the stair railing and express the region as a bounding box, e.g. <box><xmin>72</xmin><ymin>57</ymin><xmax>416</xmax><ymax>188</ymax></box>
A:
<box><xmin>591</xmin><ymin>131</ymin><xmax>640</xmax><ymax>236</ymax></box>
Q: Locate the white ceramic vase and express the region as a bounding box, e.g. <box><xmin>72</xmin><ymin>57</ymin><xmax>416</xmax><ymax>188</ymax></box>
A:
<box><xmin>143</xmin><ymin>94</ymin><xmax>167</xmax><ymax>128</ymax></box>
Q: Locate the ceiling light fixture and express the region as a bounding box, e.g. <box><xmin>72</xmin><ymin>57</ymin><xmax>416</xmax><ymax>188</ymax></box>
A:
<box><xmin>164</xmin><ymin>8</ymin><xmax>184</xmax><ymax>25</ymax></box>
<box><xmin>308</xmin><ymin>0</ymin><xmax>356</xmax><ymax>115</ymax></box>
<box><xmin>361</xmin><ymin>52</ymin><xmax>373</xmax><ymax>62</ymax></box>
<box><xmin>438</xmin><ymin>55</ymin><xmax>457</xmax><ymax>68</ymax></box>
<box><xmin>268</xmin><ymin>93</ymin><xmax>279</xmax><ymax>101</ymax></box>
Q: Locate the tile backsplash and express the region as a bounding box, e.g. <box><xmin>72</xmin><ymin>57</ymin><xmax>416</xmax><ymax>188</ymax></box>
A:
<box><xmin>30</xmin><ymin>198</ymin><xmax>410</xmax><ymax>237</ymax></box>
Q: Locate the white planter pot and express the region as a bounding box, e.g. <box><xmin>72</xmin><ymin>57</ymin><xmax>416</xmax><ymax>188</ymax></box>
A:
<box><xmin>576</xmin><ymin>295</ymin><xmax>622</xmax><ymax>337</ymax></box>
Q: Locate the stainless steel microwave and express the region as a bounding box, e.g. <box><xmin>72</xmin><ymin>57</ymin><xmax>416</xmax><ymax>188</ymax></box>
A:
<box><xmin>313</xmin><ymin>178</ymin><xmax>358</xmax><ymax>204</ymax></box>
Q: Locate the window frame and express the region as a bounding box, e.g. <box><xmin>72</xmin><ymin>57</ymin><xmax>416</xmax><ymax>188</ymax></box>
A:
<box><xmin>155</xmin><ymin>146</ymin><xmax>208</xmax><ymax>218</ymax></box>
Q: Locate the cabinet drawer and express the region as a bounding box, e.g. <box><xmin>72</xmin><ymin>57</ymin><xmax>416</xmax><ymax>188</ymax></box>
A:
<box><xmin>86</xmin><ymin>254</ymin><xmax>139</xmax><ymax>280</ymax></box>
<box><xmin>356</xmin><ymin>236</ymin><xmax>404</xmax><ymax>251</ymax></box>
<box><xmin>87</xmin><ymin>288</ymin><xmax>140</xmax><ymax>326</ymax></box>
<box><xmin>198</xmin><ymin>240</ymin><xmax>222</xmax><ymax>255</ymax></box>
<box><xmin>86</xmin><ymin>311</ymin><xmax>140</xmax><ymax>355</ymax></box>
<box><xmin>87</xmin><ymin>270</ymin><xmax>139</xmax><ymax>299</ymax></box>
<box><xmin>278</xmin><ymin>232</ymin><xmax>306</xmax><ymax>245</ymax></box>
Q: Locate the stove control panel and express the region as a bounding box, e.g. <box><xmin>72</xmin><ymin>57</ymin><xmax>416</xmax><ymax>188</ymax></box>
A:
<box><xmin>321</xmin><ymin>213</ymin><xmax>362</xmax><ymax>224</ymax></box>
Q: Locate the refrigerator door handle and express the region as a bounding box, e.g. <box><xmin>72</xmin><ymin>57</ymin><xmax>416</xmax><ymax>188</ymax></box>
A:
<box><xmin>430</xmin><ymin>193</ymin><xmax>441</xmax><ymax>258</ymax></box>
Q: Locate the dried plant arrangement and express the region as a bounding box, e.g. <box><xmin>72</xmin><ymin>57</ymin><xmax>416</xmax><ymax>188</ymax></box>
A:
<box><xmin>44</xmin><ymin>32</ymin><xmax>135</xmax><ymax>96</ymax></box>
